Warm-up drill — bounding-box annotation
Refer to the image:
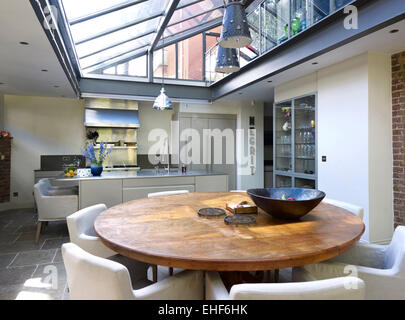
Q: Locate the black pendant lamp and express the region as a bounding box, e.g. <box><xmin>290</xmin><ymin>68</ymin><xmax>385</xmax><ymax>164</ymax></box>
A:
<box><xmin>215</xmin><ymin>46</ymin><xmax>240</xmax><ymax>73</ymax></box>
<box><xmin>219</xmin><ymin>0</ymin><xmax>252</xmax><ymax>49</ymax></box>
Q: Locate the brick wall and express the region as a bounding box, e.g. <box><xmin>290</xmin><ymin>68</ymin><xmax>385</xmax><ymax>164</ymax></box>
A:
<box><xmin>392</xmin><ymin>52</ymin><xmax>405</xmax><ymax>228</ymax></box>
<box><xmin>0</xmin><ymin>137</ymin><xmax>11</xmax><ymax>203</ymax></box>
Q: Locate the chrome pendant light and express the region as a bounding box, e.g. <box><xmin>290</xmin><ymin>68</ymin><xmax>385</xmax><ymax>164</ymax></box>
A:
<box><xmin>153</xmin><ymin>38</ymin><xmax>173</xmax><ymax>110</ymax></box>
<box><xmin>219</xmin><ymin>0</ymin><xmax>252</xmax><ymax>49</ymax></box>
<box><xmin>215</xmin><ymin>46</ymin><xmax>240</xmax><ymax>73</ymax></box>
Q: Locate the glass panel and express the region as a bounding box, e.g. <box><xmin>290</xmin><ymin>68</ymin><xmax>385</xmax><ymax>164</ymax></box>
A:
<box><xmin>169</xmin><ymin>0</ymin><xmax>224</xmax><ymax>26</ymax></box>
<box><xmin>62</xmin><ymin>0</ymin><xmax>134</xmax><ymax>21</ymax></box>
<box><xmin>177</xmin><ymin>34</ymin><xmax>203</xmax><ymax>80</ymax></box>
<box><xmin>294</xmin><ymin>95</ymin><xmax>316</xmax><ymax>175</ymax></box>
<box><xmin>275</xmin><ymin>175</ymin><xmax>292</xmax><ymax>188</ymax></box>
<box><xmin>205</xmin><ymin>44</ymin><xmax>226</xmax><ymax>83</ymax></box>
<box><xmin>247</xmin><ymin>7</ymin><xmax>260</xmax><ymax>53</ymax></box>
<box><xmin>295</xmin><ymin>178</ymin><xmax>316</xmax><ymax>189</ymax></box>
<box><xmin>69</xmin><ymin>0</ymin><xmax>168</xmax><ymax>43</ymax></box>
<box><xmin>334</xmin><ymin>0</ymin><xmax>352</xmax><ymax>10</ymax></box>
<box><xmin>78</xmin><ymin>33</ymin><xmax>153</xmax><ymax>69</ymax></box>
<box><xmin>261</xmin><ymin>0</ymin><xmax>287</xmax><ymax>52</ymax></box>
<box><xmin>165</xmin><ymin>9</ymin><xmax>224</xmax><ymax>37</ymax></box>
<box><xmin>75</xmin><ymin>22</ymin><xmax>157</xmax><ymax>58</ymax></box>
<box><xmin>153</xmin><ymin>45</ymin><xmax>176</xmax><ymax>79</ymax></box>
<box><xmin>275</xmin><ymin>100</ymin><xmax>292</xmax><ymax>173</ymax></box>
<box><xmin>97</xmin><ymin>55</ymin><xmax>147</xmax><ymax>77</ymax></box>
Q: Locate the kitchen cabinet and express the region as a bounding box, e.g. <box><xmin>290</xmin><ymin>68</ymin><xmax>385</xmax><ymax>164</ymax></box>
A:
<box><xmin>195</xmin><ymin>175</ymin><xmax>228</xmax><ymax>192</ymax></box>
<box><xmin>273</xmin><ymin>93</ymin><xmax>317</xmax><ymax>189</ymax></box>
<box><xmin>79</xmin><ymin>179</ymin><xmax>123</xmax><ymax>208</ymax></box>
<box><xmin>174</xmin><ymin>113</ymin><xmax>237</xmax><ymax>190</ymax></box>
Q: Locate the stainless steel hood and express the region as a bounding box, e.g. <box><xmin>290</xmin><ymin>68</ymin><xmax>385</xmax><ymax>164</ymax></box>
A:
<box><xmin>84</xmin><ymin>98</ymin><xmax>140</xmax><ymax>128</ymax></box>
<box><xmin>84</xmin><ymin>108</ymin><xmax>140</xmax><ymax>128</ymax></box>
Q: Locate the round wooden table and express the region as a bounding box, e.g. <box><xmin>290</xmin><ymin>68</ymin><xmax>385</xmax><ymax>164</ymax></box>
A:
<box><xmin>94</xmin><ymin>192</ymin><xmax>365</xmax><ymax>271</ymax></box>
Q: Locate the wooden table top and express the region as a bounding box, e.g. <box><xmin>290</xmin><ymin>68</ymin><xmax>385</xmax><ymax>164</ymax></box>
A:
<box><xmin>94</xmin><ymin>192</ymin><xmax>365</xmax><ymax>271</ymax></box>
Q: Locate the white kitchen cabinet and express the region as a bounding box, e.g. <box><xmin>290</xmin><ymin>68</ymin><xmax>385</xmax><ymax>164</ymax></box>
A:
<box><xmin>195</xmin><ymin>175</ymin><xmax>228</xmax><ymax>192</ymax></box>
<box><xmin>79</xmin><ymin>179</ymin><xmax>123</xmax><ymax>209</ymax></box>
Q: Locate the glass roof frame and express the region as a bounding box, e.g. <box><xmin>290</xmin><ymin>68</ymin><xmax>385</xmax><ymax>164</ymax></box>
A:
<box><xmin>59</xmin><ymin>0</ymin><xmax>229</xmax><ymax>76</ymax></box>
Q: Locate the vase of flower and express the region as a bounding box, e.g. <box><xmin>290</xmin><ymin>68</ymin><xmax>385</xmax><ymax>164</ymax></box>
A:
<box><xmin>90</xmin><ymin>162</ymin><xmax>104</xmax><ymax>176</ymax></box>
<box><xmin>82</xmin><ymin>142</ymin><xmax>112</xmax><ymax>177</ymax></box>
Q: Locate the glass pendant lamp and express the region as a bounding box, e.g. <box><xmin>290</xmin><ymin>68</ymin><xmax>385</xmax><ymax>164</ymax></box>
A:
<box><xmin>153</xmin><ymin>38</ymin><xmax>173</xmax><ymax>110</ymax></box>
<box><xmin>219</xmin><ymin>0</ymin><xmax>252</xmax><ymax>49</ymax></box>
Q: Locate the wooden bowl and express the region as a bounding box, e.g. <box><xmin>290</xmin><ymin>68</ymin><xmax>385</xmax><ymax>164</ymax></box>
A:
<box><xmin>247</xmin><ymin>188</ymin><xmax>326</xmax><ymax>220</ymax></box>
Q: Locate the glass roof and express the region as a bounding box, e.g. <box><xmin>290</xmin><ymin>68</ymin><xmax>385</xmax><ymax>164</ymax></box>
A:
<box><xmin>60</xmin><ymin>0</ymin><xmax>226</xmax><ymax>75</ymax></box>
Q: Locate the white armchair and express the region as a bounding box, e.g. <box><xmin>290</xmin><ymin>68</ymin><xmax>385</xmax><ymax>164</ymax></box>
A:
<box><xmin>292</xmin><ymin>226</ymin><xmax>405</xmax><ymax>300</ymax></box>
<box><xmin>33</xmin><ymin>180</ymin><xmax>78</xmax><ymax>243</ymax></box>
<box><xmin>205</xmin><ymin>271</ymin><xmax>365</xmax><ymax>300</ymax></box>
<box><xmin>147</xmin><ymin>190</ymin><xmax>189</xmax><ymax>198</ymax></box>
<box><xmin>66</xmin><ymin>204</ymin><xmax>116</xmax><ymax>258</ymax></box>
<box><xmin>39</xmin><ymin>178</ymin><xmax>78</xmax><ymax>196</ymax></box>
<box><xmin>62</xmin><ymin>243</ymin><xmax>204</xmax><ymax>300</ymax></box>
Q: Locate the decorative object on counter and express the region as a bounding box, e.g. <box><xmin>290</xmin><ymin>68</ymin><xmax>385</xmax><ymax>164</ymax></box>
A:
<box><xmin>81</xmin><ymin>142</ymin><xmax>112</xmax><ymax>176</ymax></box>
<box><xmin>219</xmin><ymin>0</ymin><xmax>252</xmax><ymax>49</ymax></box>
<box><xmin>226</xmin><ymin>201</ymin><xmax>257</xmax><ymax>214</ymax></box>
<box><xmin>224</xmin><ymin>214</ymin><xmax>256</xmax><ymax>226</ymax></box>
<box><xmin>181</xmin><ymin>165</ymin><xmax>187</xmax><ymax>173</ymax></box>
<box><xmin>0</xmin><ymin>130</ymin><xmax>10</xmax><ymax>138</ymax></box>
<box><xmin>64</xmin><ymin>165</ymin><xmax>78</xmax><ymax>178</ymax></box>
<box><xmin>247</xmin><ymin>188</ymin><xmax>325</xmax><ymax>220</ymax></box>
<box><xmin>86</xmin><ymin>130</ymin><xmax>99</xmax><ymax>145</ymax></box>
<box><xmin>215</xmin><ymin>46</ymin><xmax>240</xmax><ymax>73</ymax></box>
<box><xmin>153</xmin><ymin>37</ymin><xmax>173</xmax><ymax>111</ymax></box>
<box><xmin>197</xmin><ymin>208</ymin><xmax>226</xmax><ymax>218</ymax></box>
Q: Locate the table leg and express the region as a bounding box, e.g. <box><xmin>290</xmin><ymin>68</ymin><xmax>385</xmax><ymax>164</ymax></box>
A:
<box><xmin>266</xmin><ymin>270</ymin><xmax>272</xmax><ymax>282</ymax></box>
<box><xmin>152</xmin><ymin>265</ymin><xmax>158</xmax><ymax>282</ymax></box>
<box><xmin>274</xmin><ymin>269</ymin><xmax>279</xmax><ymax>283</ymax></box>
<box><xmin>169</xmin><ymin>267</ymin><xmax>173</xmax><ymax>276</ymax></box>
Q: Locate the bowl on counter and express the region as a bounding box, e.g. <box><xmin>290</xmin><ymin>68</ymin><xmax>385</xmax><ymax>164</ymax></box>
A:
<box><xmin>246</xmin><ymin>188</ymin><xmax>326</xmax><ymax>220</ymax></box>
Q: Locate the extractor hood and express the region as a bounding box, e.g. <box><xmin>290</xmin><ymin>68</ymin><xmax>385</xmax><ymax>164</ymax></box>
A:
<box><xmin>84</xmin><ymin>98</ymin><xmax>140</xmax><ymax>128</ymax></box>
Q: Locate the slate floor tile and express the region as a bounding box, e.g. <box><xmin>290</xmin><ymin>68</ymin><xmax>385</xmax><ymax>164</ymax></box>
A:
<box><xmin>10</xmin><ymin>249</ymin><xmax>57</xmax><ymax>267</ymax></box>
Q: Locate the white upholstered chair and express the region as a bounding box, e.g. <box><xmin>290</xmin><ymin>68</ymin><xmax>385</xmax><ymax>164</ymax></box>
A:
<box><xmin>62</xmin><ymin>243</ymin><xmax>204</xmax><ymax>300</ymax></box>
<box><xmin>66</xmin><ymin>204</ymin><xmax>116</xmax><ymax>258</ymax></box>
<box><xmin>147</xmin><ymin>190</ymin><xmax>189</xmax><ymax>198</ymax></box>
<box><xmin>39</xmin><ymin>178</ymin><xmax>78</xmax><ymax>196</ymax></box>
<box><xmin>205</xmin><ymin>271</ymin><xmax>365</xmax><ymax>300</ymax></box>
<box><xmin>323</xmin><ymin>198</ymin><xmax>364</xmax><ymax>221</ymax></box>
<box><xmin>293</xmin><ymin>226</ymin><xmax>405</xmax><ymax>300</ymax></box>
<box><xmin>33</xmin><ymin>180</ymin><xmax>78</xmax><ymax>243</ymax></box>
<box><xmin>230</xmin><ymin>190</ymin><xmax>246</xmax><ymax>192</ymax></box>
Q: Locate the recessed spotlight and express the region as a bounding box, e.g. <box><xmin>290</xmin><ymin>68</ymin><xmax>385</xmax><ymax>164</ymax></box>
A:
<box><xmin>53</xmin><ymin>85</ymin><xmax>60</xmax><ymax>88</ymax></box>
<box><xmin>0</xmin><ymin>82</ymin><xmax>4</xmax><ymax>85</ymax></box>
<box><xmin>267</xmin><ymin>80</ymin><xmax>273</xmax><ymax>83</ymax></box>
<box><xmin>312</xmin><ymin>62</ymin><xmax>319</xmax><ymax>65</ymax></box>
<box><xmin>41</xmin><ymin>69</ymin><xmax>48</xmax><ymax>72</ymax></box>
<box><xmin>390</xmin><ymin>29</ymin><xmax>399</xmax><ymax>34</ymax></box>
<box><xmin>19</xmin><ymin>41</ymin><xmax>29</xmax><ymax>45</ymax></box>
<box><xmin>238</xmin><ymin>92</ymin><xmax>243</xmax><ymax>95</ymax></box>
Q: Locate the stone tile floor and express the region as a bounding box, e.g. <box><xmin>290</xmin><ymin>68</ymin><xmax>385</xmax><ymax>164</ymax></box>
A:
<box><xmin>0</xmin><ymin>208</ymin><xmax>69</xmax><ymax>300</ymax></box>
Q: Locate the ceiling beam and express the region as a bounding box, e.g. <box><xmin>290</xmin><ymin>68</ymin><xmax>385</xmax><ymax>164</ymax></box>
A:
<box><xmin>149</xmin><ymin>0</ymin><xmax>181</xmax><ymax>51</ymax></box>
<box><xmin>69</xmin><ymin>0</ymin><xmax>148</xmax><ymax>25</ymax></box>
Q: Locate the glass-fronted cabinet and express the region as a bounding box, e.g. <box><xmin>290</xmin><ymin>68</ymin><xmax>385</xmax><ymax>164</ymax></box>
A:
<box><xmin>273</xmin><ymin>93</ymin><xmax>317</xmax><ymax>188</ymax></box>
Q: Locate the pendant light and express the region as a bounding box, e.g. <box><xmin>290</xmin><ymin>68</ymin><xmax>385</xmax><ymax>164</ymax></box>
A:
<box><xmin>219</xmin><ymin>0</ymin><xmax>252</xmax><ymax>49</ymax></box>
<box><xmin>215</xmin><ymin>46</ymin><xmax>240</xmax><ymax>73</ymax></box>
<box><xmin>153</xmin><ymin>38</ymin><xmax>173</xmax><ymax>110</ymax></box>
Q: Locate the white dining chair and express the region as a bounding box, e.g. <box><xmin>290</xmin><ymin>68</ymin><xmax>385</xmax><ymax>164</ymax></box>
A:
<box><xmin>323</xmin><ymin>198</ymin><xmax>364</xmax><ymax>221</ymax></box>
<box><xmin>230</xmin><ymin>190</ymin><xmax>246</xmax><ymax>192</ymax></box>
<box><xmin>147</xmin><ymin>190</ymin><xmax>190</xmax><ymax>198</ymax></box>
<box><xmin>62</xmin><ymin>243</ymin><xmax>204</xmax><ymax>300</ymax></box>
<box><xmin>292</xmin><ymin>226</ymin><xmax>405</xmax><ymax>300</ymax></box>
<box><xmin>34</xmin><ymin>180</ymin><xmax>78</xmax><ymax>243</ymax></box>
<box><xmin>205</xmin><ymin>271</ymin><xmax>365</xmax><ymax>300</ymax></box>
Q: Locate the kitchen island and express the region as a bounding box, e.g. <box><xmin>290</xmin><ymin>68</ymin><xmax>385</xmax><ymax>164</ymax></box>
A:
<box><xmin>54</xmin><ymin>170</ymin><xmax>228</xmax><ymax>208</ymax></box>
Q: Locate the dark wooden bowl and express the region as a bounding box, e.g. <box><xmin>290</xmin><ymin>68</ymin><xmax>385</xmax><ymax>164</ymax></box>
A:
<box><xmin>247</xmin><ymin>188</ymin><xmax>326</xmax><ymax>220</ymax></box>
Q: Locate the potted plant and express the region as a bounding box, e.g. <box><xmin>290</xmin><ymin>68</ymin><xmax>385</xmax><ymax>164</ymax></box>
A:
<box><xmin>82</xmin><ymin>142</ymin><xmax>112</xmax><ymax>176</ymax></box>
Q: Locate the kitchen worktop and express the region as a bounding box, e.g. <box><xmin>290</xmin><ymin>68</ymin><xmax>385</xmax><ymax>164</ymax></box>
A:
<box><xmin>54</xmin><ymin>169</ymin><xmax>227</xmax><ymax>181</ymax></box>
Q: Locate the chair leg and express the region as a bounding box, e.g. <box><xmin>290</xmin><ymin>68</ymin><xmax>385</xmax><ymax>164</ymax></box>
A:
<box><xmin>169</xmin><ymin>267</ymin><xmax>173</xmax><ymax>276</ymax></box>
<box><xmin>35</xmin><ymin>221</ymin><xmax>42</xmax><ymax>244</ymax></box>
<box><xmin>152</xmin><ymin>265</ymin><xmax>158</xmax><ymax>282</ymax></box>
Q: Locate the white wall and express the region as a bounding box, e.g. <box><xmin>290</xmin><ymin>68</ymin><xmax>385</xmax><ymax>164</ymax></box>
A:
<box><xmin>2</xmin><ymin>95</ymin><xmax>85</xmax><ymax>209</ymax></box>
<box><xmin>274</xmin><ymin>52</ymin><xmax>393</xmax><ymax>243</ymax></box>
